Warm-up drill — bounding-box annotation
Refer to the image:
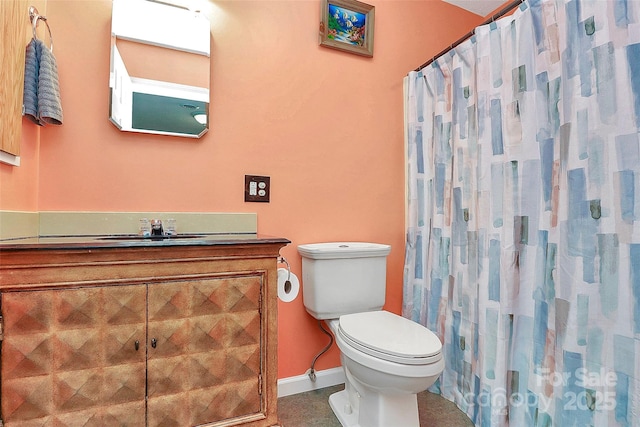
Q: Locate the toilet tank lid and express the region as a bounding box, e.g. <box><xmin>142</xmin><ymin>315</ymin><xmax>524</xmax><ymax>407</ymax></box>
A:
<box><xmin>298</xmin><ymin>242</ymin><xmax>391</xmax><ymax>259</ymax></box>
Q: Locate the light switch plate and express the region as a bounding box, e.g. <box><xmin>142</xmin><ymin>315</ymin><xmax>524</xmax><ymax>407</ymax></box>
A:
<box><xmin>245</xmin><ymin>175</ymin><xmax>270</xmax><ymax>202</ymax></box>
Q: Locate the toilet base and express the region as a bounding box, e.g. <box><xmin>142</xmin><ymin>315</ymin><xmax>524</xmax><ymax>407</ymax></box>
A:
<box><xmin>329</xmin><ymin>390</ymin><xmax>359</xmax><ymax>427</ymax></box>
<box><xmin>328</xmin><ymin>388</ymin><xmax>420</xmax><ymax>427</ymax></box>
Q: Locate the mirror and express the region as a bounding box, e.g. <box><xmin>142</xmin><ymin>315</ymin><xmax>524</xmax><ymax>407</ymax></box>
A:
<box><xmin>109</xmin><ymin>0</ymin><xmax>210</xmax><ymax>138</ymax></box>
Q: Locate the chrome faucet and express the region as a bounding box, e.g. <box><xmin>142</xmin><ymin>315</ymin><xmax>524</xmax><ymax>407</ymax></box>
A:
<box><xmin>150</xmin><ymin>219</ymin><xmax>163</xmax><ymax>236</ymax></box>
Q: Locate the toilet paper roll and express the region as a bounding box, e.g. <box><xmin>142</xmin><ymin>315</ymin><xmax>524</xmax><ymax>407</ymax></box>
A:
<box><xmin>277</xmin><ymin>268</ymin><xmax>300</xmax><ymax>303</ymax></box>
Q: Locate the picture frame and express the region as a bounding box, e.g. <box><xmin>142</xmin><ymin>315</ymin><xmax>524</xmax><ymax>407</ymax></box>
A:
<box><xmin>319</xmin><ymin>0</ymin><xmax>375</xmax><ymax>57</ymax></box>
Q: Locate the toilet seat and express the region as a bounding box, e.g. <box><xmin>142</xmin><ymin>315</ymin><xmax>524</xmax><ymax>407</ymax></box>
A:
<box><xmin>338</xmin><ymin>311</ymin><xmax>442</xmax><ymax>365</ymax></box>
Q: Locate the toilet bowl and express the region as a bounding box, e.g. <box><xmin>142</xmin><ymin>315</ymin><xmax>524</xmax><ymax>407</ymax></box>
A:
<box><xmin>326</xmin><ymin>310</ymin><xmax>444</xmax><ymax>427</ymax></box>
<box><xmin>297</xmin><ymin>242</ymin><xmax>444</xmax><ymax>427</ymax></box>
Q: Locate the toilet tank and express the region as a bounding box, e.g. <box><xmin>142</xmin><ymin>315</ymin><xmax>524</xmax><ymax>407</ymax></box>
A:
<box><xmin>297</xmin><ymin>242</ymin><xmax>391</xmax><ymax>320</ymax></box>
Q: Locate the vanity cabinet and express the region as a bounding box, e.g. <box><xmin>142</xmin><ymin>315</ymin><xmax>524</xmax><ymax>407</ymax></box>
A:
<box><xmin>0</xmin><ymin>238</ymin><xmax>288</xmax><ymax>427</ymax></box>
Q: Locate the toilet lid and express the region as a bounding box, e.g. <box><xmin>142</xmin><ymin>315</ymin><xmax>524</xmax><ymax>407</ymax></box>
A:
<box><xmin>338</xmin><ymin>311</ymin><xmax>442</xmax><ymax>365</ymax></box>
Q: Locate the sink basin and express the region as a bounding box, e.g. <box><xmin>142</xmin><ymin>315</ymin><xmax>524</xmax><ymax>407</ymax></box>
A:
<box><xmin>97</xmin><ymin>234</ymin><xmax>206</xmax><ymax>241</ymax></box>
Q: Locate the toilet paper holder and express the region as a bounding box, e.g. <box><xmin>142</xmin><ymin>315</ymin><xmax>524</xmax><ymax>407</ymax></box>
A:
<box><xmin>278</xmin><ymin>256</ymin><xmax>292</xmax><ymax>294</ymax></box>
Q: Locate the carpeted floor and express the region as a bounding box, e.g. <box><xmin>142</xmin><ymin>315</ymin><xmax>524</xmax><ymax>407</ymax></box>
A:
<box><xmin>278</xmin><ymin>385</ymin><xmax>474</xmax><ymax>427</ymax></box>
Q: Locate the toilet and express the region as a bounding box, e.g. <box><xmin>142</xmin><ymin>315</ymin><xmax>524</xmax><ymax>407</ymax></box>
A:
<box><xmin>298</xmin><ymin>242</ymin><xmax>444</xmax><ymax>427</ymax></box>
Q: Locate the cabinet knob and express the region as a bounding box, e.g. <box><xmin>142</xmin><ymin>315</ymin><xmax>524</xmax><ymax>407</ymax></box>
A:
<box><xmin>135</xmin><ymin>340</ymin><xmax>140</xmax><ymax>351</ymax></box>
<box><xmin>151</xmin><ymin>338</ymin><xmax>157</xmax><ymax>348</ymax></box>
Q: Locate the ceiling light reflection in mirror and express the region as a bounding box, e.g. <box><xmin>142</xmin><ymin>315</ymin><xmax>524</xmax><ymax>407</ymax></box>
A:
<box><xmin>109</xmin><ymin>0</ymin><xmax>211</xmax><ymax>138</ymax></box>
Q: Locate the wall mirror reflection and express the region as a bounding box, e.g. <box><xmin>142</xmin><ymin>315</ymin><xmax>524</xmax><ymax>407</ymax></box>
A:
<box><xmin>109</xmin><ymin>0</ymin><xmax>211</xmax><ymax>138</ymax></box>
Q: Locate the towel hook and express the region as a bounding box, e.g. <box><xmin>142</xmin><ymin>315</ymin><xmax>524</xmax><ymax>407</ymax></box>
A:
<box><xmin>29</xmin><ymin>6</ymin><xmax>54</xmax><ymax>52</ymax></box>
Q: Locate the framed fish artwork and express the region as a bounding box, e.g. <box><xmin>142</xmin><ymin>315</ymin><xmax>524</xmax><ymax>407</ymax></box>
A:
<box><xmin>319</xmin><ymin>0</ymin><xmax>375</xmax><ymax>57</ymax></box>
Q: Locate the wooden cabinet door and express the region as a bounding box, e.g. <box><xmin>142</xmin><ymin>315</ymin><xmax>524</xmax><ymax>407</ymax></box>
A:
<box><xmin>0</xmin><ymin>0</ymin><xmax>27</xmax><ymax>157</ymax></box>
<box><xmin>147</xmin><ymin>275</ymin><xmax>264</xmax><ymax>427</ymax></box>
<box><xmin>1</xmin><ymin>285</ymin><xmax>147</xmax><ymax>426</ymax></box>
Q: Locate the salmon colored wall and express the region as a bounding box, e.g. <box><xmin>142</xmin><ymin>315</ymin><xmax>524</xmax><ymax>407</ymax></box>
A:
<box><xmin>1</xmin><ymin>0</ymin><xmax>482</xmax><ymax>379</ymax></box>
<box><xmin>0</xmin><ymin>124</ymin><xmax>40</xmax><ymax>210</ymax></box>
<box><xmin>0</xmin><ymin>0</ymin><xmax>46</xmax><ymax>211</ymax></box>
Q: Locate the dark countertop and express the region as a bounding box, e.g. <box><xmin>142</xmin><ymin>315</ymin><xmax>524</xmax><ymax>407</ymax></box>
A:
<box><xmin>0</xmin><ymin>234</ymin><xmax>290</xmax><ymax>251</ymax></box>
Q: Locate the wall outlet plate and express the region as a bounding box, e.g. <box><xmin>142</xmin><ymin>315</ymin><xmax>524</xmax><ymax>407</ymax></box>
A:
<box><xmin>245</xmin><ymin>175</ymin><xmax>270</xmax><ymax>202</ymax></box>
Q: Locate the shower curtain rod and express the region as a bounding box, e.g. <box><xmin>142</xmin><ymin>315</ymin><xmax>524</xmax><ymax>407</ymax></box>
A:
<box><xmin>414</xmin><ymin>0</ymin><xmax>525</xmax><ymax>72</ymax></box>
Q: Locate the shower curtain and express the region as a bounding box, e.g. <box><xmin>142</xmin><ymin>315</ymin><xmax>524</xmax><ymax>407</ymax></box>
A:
<box><xmin>404</xmin><ymin>0</ymin><xmax>639</xmax><ymax>425</ymax></box>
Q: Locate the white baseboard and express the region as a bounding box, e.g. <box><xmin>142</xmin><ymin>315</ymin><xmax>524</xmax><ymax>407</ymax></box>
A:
<box><xmin>277</xmin><ymin>367</ymin><xmax>345</xmax><ymax>398</ymax></box>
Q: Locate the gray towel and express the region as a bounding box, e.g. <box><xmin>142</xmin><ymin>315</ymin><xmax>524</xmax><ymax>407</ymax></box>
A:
<box><xmin>23</xmin><ymin>39</ymin><xmax>42</xmax><ymax>125</ymax></box>
<box><xmin>22</xmin><ymin>38</ymin><xmax>63</xmax><ymax>126</ymax></box>
<box><xmin>37</xmin><ymin>40</ymin><xmax>63</xmax><ymax>125</ymax></box>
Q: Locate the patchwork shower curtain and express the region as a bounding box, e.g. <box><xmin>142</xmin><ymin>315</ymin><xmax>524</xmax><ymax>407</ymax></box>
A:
<box><xmin>404</xmin><ymin>0</ymin><xmax>640</xmax><ymax>425</ymax></box>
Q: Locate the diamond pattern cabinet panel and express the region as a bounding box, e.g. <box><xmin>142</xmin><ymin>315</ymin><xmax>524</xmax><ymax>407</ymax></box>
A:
<box><xmin>147</xmin><ymin>275</ymin><xmax>263</xmax><ymax>427</ymax></box>
<box><xmin>1</xmin><ymin>285</ymin><xmax>147</xmax><ymax>426</ymax></box>
<box><xmin>0</xmin><ymin>238</ymin><xmax>289</xmax><ymax>427</ymax></box>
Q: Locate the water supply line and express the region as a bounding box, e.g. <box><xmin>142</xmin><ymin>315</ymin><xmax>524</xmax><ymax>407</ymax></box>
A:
<box><xmin>309</xmin><ymin>320</ymin><xmax>334</xmax><ymax>382</ymax></box>
<box><xmin>277</xmin><ymin>256</ymin><xmax>335</xmax><ymax>382</ymax></box>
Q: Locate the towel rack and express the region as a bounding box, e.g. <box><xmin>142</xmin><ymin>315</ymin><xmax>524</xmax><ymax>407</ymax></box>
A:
<box><xmin>29</xmin><ymin>6</ymin><xmax>54</xmax><ymax>52</ymax></box>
